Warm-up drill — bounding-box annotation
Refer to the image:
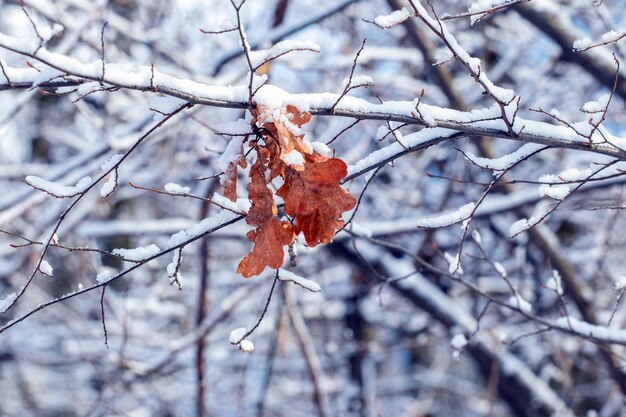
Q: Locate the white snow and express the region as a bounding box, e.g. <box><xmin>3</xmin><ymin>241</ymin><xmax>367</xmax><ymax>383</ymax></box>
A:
<box><xmin>37</xmin><ymin>23</ymin><xmax>64</xmax><ymax>44</ymax></box>
<box><xmin>0</xmin><ymin>61</ymin><xmax>39</xmax><ymax>84</ymax></box>
<box><xmin>376</xmin><ymin>125</ymin><xmax>390</xmax><ymax>140</ymax></box>
<box><xmin>210</xmin><ymin>193</ymin><xmax>251</xmax><ymax>214</ymax></box>
<box><xmin>112</xmin><ymin>244</ymin><xmax>161</xmax><ymax>261</ymax></box>
<box><xmin>0</xmin><ymin>292</ymin><xmax>17</xmax><ymax>313</ymax></box>
<box><xmin>573</xmin><ymin>30</ymin><xmax>626</xmax><ymax>51</ymax></box>
<box><xmin>582</xmin><ymin>94</ymin><xmax>609</xmax><ymax>113</ymax></box>
<box><xmin>282</xmin><ymin>149</ymin><xmax>305</xmax><ymax>167</ymax></box>
<box><xmin>467</xmin><ymin>0</ymin><xmax>519</xmax><ymax>25</ymax></box>
<box><xmin>167</xmin><ymin>210</ymin><xmax>242</xmax><ymax>247</ymax></box>
<box><xmin>229</xmin><ymin>327</ymin><xmax>247</xmax><ymax>344</ymax></box>
<box><xmin>471</xmin><ymin>229</ymin><xmax>482</xmax><ymax>245</ymax></box>
<box><xmin>167</xmin><ymin>250</ymin><xmax>182</xmax><ymax>277</ymax></box>
<box><xmin>445</xmin><ymin>252</ymin><xmax>463</xmax><ymax>275</ymax></box>
<box><xmin>149</xmin><ymin>95</ymin><xmax>187</xmax><ymax>120</ymax></box>
<box><xmin>164</xmin><ymin>182</ymin><xmax>191</xmax><ymax>195</ymax></box>
<box><xmin>508</xmin><ymin>294</ymin><xmax>532</xmax><ymax>313</ymax></box>
<box><xmin>342</xmin><ymin>74</ymin><xmax>374</xmax><ymax>89</ymax></box>
<box><xmin>539</xmin><ymin>184</ymin><xmax>570</xmax><ymax>200</ymax></box>
<box><xmin>509</xmin><ymin>202</ymin><xmax>553</xmax><ymax>237</ymax></box>
<box><xmin>239</xmin><ymin>340</ymin><xmax>255</xmax><ymax>352</ymax></box>
<box><xmin>614</xmin><ymin>276</ymin><xmax>626</xmax><ymax>290</ymax></box>
<box><xmin>39</xmin><ymin>260</ymin><xmax>53</xmax><ymax>276</ymax></box>
<box><xmin>214</xmin><ymin>118</ymin><xmax>250</xmax><ymax>135</ymax></box>
<box><xmin>573</xmin><ymin>38</ymin><xmax>593</xmax><ymax>51</ymax></box>
<box><xmin>0</xmin><ymin>30</ymin><xmax>251</xmax><ymax>104</ymax></box>
<box><xmin>494</xmin><ymin>262</ymin><xmax>507</xmax><ymax>278</ymax></box>
<box><xmin>509</xmin><ymin>218</ymin><xmax>529</xmax><ymax>237</ymax></box>
<box><xmin>310</xmin><ymin>141</ymin><xmax>332</xmax><ymax>157</ymax></box>
<box><xmin>464</xmin><ymin>143</ymin><xmax>545</xmax><ymax>171</ymax></box>
<box><xmin>249</xmin><ymin>40</ymin><xmax>320</xmax><ymax>69</ymax></box>
<box><xmin>217</xmin><ymin>136</ymin><xmax>245</xmax><ymax>174</ymax></box>
<box><xmin>546</xmin><ymin>270</ymin><xmax>563</xmax><ymax>295</ymax></box>
<box><xmin>76</xmin><ymin>81</ymin><xmax>103</xmax><ymax>97</ymax></box>
<box><xmin>602</xmin><ymin>30</ymin><xmax>624</xmax><ymax>42</ymax></box>
<box><xmin>374</xmin><ymin>7</ymin><xmax>412</xmax><ymax>29</ymax></box>
<box><xmin>556</xmin><ymin>168</ymin><xmax>592</xmax><ymax>182</ymax></box>
<box><xmin>100</xmin><ymin>154</ymin><xmax>123</xmax><ymax>172</ymax></box>
<box><xmin>555</xmin><ymin>317</ymin><xmax>626</xmax><ymax>344</ymax></box>
<box><xmin>433</xmin><ymin>48</ymin><xmax>453</xmax><ymax>65</ymax></box>
<box><xmin>348</xmin><ymin>128</ymin><xmax>458</xmax><ymax>177</ymax></box>
<box><xmin>415</xmin><ymin>203</ymin><xmax>475</xmax><ymax>228</ymax></box>
<box><xmin>450</xmin><ymin>333</ymin><xmax>468</xmax><ymax>349</ymax></box>
<box><xmin>25</xmin><ymin>175</ymin><xmax>92</xmax><ymax>197</ymax></box>
<box><xmin>279</xmin><ymin>270</ymin><xmax>322</xmax><ymax>293</ymax></box>
<box><xmin>100</xmin><ymin>172</ymin><xmax>117</xmax><ymax>198</ymax></box>
<box><xmin>96</xmin><ymin>270</ymin><xmax>113</xmax><ymax>284</ymax></box>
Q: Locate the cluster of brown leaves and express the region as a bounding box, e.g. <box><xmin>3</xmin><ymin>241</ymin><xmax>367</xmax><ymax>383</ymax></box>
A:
<box><xmin>222</xmin><ymin>104</ymin><xmax>356</xmax><ymax>278</ymax></box>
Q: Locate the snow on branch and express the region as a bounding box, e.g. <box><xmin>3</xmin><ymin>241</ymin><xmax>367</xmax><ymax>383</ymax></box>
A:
<box><xmin>112</xmin><ymin>244</ymin><xmax>161</xmax><ymax>262</ymax></box>
<box><xmin>167</xmin><ymin>211</ymin><xmax>244</xmax><ymax>248</ymax></box>
<box><xmin>415</xmin><ymin>203</ymin><xmax>476</xmax><ymax>228</ymax></box>
<box><xmin>164</xmin><ymin>182</ymin><xmax>191</xmax><ymax>195</ymax></box>
<box><xmin>442</xmin><ymin>0</ymin><xmax>531</xmax><ymax>26</ymax></box>
<box><xmin>278</xmin><ymin>270</ymin><xmax>322</xmax><ymax>293</ymax></box>
<box><xmin>509</xmin><ymin>160</ymin><xmax>619</xmax><ymax>237</ymax></box>
<box><xmin>408</xmin><ymin>0</ymin><xmax>519</xmax><ymax>134</ymax></box>
<box><xmin>574</xmin><ymin>30</ymin><xmax>626</xmax><ymax>52</ymax></box>
<box><xmin>554</xmin><ymin>317</ymin><xmax>626</xmax><ymax>344</ymax></box>
<box><xmin>0</xmin><ymin>292</ymin><xmax>17</xmax><ymax>314</ymax></box>
<box><xmin>249</xmin><ymin>40</ymin><xmax>320</xmax><ymax>69</ymax></box>
<box><xmin>0</xmin><ymin>31</ymin><xmax>250</xmax><ymax>106</ymax></box>
<box><xmin>1</xmin><ymin>29</ymin><xmax>626</xmax><ymax>161</ymax></box>
<box><xmin>346</xmin><ymin>128</ymin><xmax>461</xmax><ymax>180</ymax></box>
<box><xmin>373</xmin><ymin>7</ymin><xmax>413</xmax><ymax>29</ymax></box>
<box><xmin>461</xmin><ymin>143</ymin><xmax>547</xmax><ymax>172</ymax></box>
<box><xmin>0</xmin><ymin>207</ymin><xmax>247</xmax><ymax>335</ymax></box>
<box><xmin>24</xmin><ymin>175</ymin><xmax>92</xmax><ymax>198</ymax></box>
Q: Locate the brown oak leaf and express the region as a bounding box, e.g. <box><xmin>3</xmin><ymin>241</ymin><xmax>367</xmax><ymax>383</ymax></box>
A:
<box><xmin>277</xmin><ymin>157</ymin><xmax>356</xmax><ymax>247</ymax></box>
<box><xmin>257</xmin><ymin>105</ymin><xmax>312</xmax><ymax>171</ymax></box>
<box><xmin>221</xmin><ymin>143</ymin><xmax>248</xmax><ymax>202</ymax></box>
<box><xmin>237</xmin><ymin>156</ymin><xmax>294</xmax><ymax>278</ymax></box>
<box><xmin>237</xmin><ymin>216</ymin><xmax>294</xmax><ymax>278</ymax></box>
<box><xmin>237</xmin><ymin>104</ymin><xmax>355</xmax><ymax>277</ymax></box>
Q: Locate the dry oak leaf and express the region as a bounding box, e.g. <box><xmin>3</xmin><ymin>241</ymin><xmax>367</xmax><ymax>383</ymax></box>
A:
<box><xmin>244</xmin><ymin>157</ymin><xmax>277</xmax><ymax>225</ymax></box>
<box><xmin>257</xmin><ymin>105</ymin><xmax>311</xmax><ymax>171</ymax></box>
<box><xmin>221</xmin><ymin>145</ymin><xmax>248</xmax><ymax>202</ymax></box>
<box><xmin>237</xmin><ymin>157</ymin><xmax>294</xmax><ymax>278</ymax></box>
<box><xmin>277</xmin><ymin>157</ymin><xmax>356</xmax><ymax>247</ymax></box>
<box><xmin>237</xmin><ymin>217</ymin><xmax>294</xmax><ymax>278</ymax></box>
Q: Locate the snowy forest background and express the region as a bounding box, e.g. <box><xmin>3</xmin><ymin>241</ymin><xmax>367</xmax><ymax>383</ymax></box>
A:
<box><xmin>2</xmin><ymin>0</ymin><xmax>626</xmax><ymax>416</ymax></box>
